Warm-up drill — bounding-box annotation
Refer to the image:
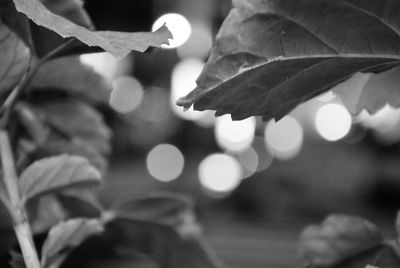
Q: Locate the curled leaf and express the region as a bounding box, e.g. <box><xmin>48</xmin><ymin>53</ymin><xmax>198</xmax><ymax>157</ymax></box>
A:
<box><xmin>12</xmin><ymin>0</ymin><xmax>172</xmax><ymax>59</ymax></box>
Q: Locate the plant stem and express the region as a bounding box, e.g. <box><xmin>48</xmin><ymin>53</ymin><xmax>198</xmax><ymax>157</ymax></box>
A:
<box><xmin>0</xmin><ymin>130</ymin><xmax>41</xmax><ymax>268</ymax></box>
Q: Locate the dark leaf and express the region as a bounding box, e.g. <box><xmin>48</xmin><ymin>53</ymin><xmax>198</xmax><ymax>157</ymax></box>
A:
<box><xmin>31</xmin><ymin>56</ymin><xmax>111</xmax><ymax>104</ymax></box>
<box><xmin>30</xmin><ymin>195</ymin><xmax>66</xmax><ymax>234</ymax></box>
<box><xmin>106</xmin><ymin>218</ymin><xmax>222</xmax><ymax>268</ymax></box>
<box><xmin>298</xmin><ymin>214</ymin><xmax>383</xmax><ymax>268</ymax></box>
<box><xmin>9</xmin><ymin>251</ymin><xmax>25</xmax><ymax>268</ymax></box>
<box><xmin>334</xmin><ymin>66</ymin><xmax>400</xmax><ymax>115</ymax></box>
<box><xmin>0</xmin><ymin>21</ymin><xmax>30</xmax><ymax>96</ymax></box>
<box><xmin>177</xmin><ymin>0</ymin><xmax>400</xmax><ymax>120</ymax></box>
<box><xmin>41</xmin><ymin>218</ymin><xmax>104</xmax><ymax>268</ymax></box>
<box><xmin>19</xmin><ymin>154</ymin><xmax>101</xmax><ymax>202</ymax></box>
<box><xmin>12</xmin><ymin>0</ymin><xmax>172</xmax><ymax>59</ymax></box>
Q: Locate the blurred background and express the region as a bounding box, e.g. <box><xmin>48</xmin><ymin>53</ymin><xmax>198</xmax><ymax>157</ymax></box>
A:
<box><xmin>80</xmin><ymin>0</ymin><xmax>400</xmax><ymax>267</ymax></box>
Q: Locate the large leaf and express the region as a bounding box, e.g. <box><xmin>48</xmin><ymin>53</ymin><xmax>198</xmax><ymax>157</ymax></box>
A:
<box><xmin>12</xmin><ymin>0</ymin><xmax>172</xmax><ymax>59</ymax></box>
<box><xmin>177</xmin><ymin>0</ymin><xmax>400</xmax><ymax>121</ymax></box>
<box><xmin>19</xmin><ymin>154</ymin><xmax>101</xmax><ymax>202</ymax></box>
<box><xmin>31</xmin><ymin>56</ymin><xmax>111</xmax><ymax>104</ymax></box>
<box><xmin>333</xmin><ymin>66</ymin><xmax>400</xmax><ymax>114</ymax></box>
<box><xmin>0</xmin><ymin>21</ymin><xmax>30</xmax><ymax>96</ymax></box>
<box><xmin>105</xmin><ymin>218</ymin><xmax>222</xmax><ymax>268</ymax></box>
<box><xmin>298</xmin><ymin>214</ymin><xmax>384</xmax><ymax>268</ymax></box>
<box><xmin>41</xmin><ymin>218</ymin><xmax>103</xmax><ymax>268</ymax></box>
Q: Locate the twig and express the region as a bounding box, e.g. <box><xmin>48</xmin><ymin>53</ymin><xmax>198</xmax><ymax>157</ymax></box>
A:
<box><xmin>0</xmin><ymin>130</ymin><xmax>41</xmax><ymax>268</ymax></box>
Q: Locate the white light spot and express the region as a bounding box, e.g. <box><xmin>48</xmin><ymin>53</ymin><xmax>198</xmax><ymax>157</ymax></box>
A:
<box><xmin>146</xmin><ymin>144</ymin><xmax>184</xmax><ymax>182</ymax></box>
<box><xmin>110</xmin><ymin>76</ymin><xmax>144</xmax><ymax>113</ymax></box>
<box><xmin>171</xmin><ymin>59</ymin><xmax>212</xmax><ymax>123</ymax></box>
<box><xmin>237</xmin><ymin>147</ymin><xmax>259</xmax><ymax>179</ymax></box>
<box><xmin>80</xmin><ymin>52</ymin><xmax>119</xmax><ymax>79</ymax></box>
<box><xmin>152</xmin><ymin>13</ymin><xmax>191</xmax><ymax>49</ymax></box>
<box><xmin>215</xmin><ymin>115</ymin><xmax>256</xmax><ymax>152</ymax></box>
<box><xmin>315</xmin><ymin>104</ymin><xmax>352</xmax><ymax>141</ymax></box>
<box><xmin>199</xmin><ymin>154</ymin><xmax>242</xmax><ymax>194</ymax></box>
<box><xmin>253</xmin><ymin>136</ymin><xmax>273</xmax><ymax>171</ymax></box>
<box><xmin>177</xmin><ymin>22</ymin><xmax>212</xmax><ymax>59</ymax></box>
<box><xmin>317</xmin><ymin>90</ymin><xmax>336</xmax><ymax>102</ymax></box>
<box><xmin>265</xmin><ymin>116</ymin><xmax>304</xmax><ymax>160</ymax></box>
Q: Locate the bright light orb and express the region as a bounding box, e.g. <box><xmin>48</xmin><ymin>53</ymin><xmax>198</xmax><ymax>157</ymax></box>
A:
<box><xmin>80</xmin><ymin>52</ymin><xmax>119</xmax><ymax>79</ymax></box>
<box><xmin>198</xmin><ymin>154</ymin><xmax>242</xmax><ymax>194</ymax></box>
<box><xmin>265</xmin><ymin>116</ymin><xmax>304</xmax><ymax>160</ymax></box>
<box><xmin>177</xmin><ymin>22</ymin><xmax>212</xmax><ymax>59</ymax></box>
<box><xmin>110</xmin><ymin>76</ymin><xmax>144</xmax><ymax>113</ymax></box>
<box><xmin>215</xmin><ymin>115</ymin><xmax>256</xmax><ymax>152</ymax></box>
<box><xmin>171</xmin><ymin>59</ymin><xmax>211</xmax><ymax>122</ymax></box>
<box><xmin>315</xmin><ymin>104</ymin><xmax>352</xmax><ymax>141</ymax></box>
<box><xmin>237</xmin><ymin>147</ymin><xmax>259</xmax><ymax>179</ymax></box>
<box><xmin>152</xmin><ymin>13</ymin><xmax>192</xmax><ymax>49</ymax></box>
<box><xmin>146</xmin><ymin>144</ymin><xmax>185</xmax><ymax>182</ymax></box>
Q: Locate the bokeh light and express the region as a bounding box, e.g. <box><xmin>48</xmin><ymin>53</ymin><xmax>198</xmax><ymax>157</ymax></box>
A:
<box><xmin>171</xmin><ymin>59</ymin><xmax>213</xmax><ymax>123</ymax></box>
<box><xmin>198</xmin><ymin>153</ymin><xmax>242</xmax><ymax>195</ymax></box>
<box><xmin>110</xmin><ymin>76</ymin><xmax>144</xmax><ymax>113</ymax></box>
<box><xmin>237</xmin><ymin>147</ymin><xmax>259</xmax><ymax>179</ymax></box>
<box><xmin>252</xmin><ymin>136</ymin><xmax>274</xmax><ymax>172</ymax></box>
<box><xmin>265</xmin><ymin>116</ymin><xmax>304</xmax><ymax>160</ymax></box>
<box><xmin>146</xmin><ymin>144</ymin><xmax>185</xmax><ymax>182</ymax></box>
<box><xmin>80</xmin><ymin>52</ymin><xmax>119</xmax><ymax>79</ymax></box>
<box><xmin>152</xmin><ymin>13</ymin><xmax>191</xmax><ymax>49</ymax></box>
<box><xmin>215</xmin><ymin>115</ymin><xmax>256</xmax><ymax>152</ymax></box>
<box><xmin>315</xmin><ymin>104</ymin><xmax>352</xmax><ymax>141</ymax></box>
<box><xmin>177</xmin><ymin>22</ymin><xmax>212</xmax><ymax>59</ymax></box>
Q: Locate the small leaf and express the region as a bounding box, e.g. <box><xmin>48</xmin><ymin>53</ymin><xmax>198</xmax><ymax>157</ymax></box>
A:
<box><xmin>41</xmin><ymin>218</ymin><xmax>104</xmax><ymax>268</ymax></box>
<box><xmin>31</xmin><ymin>56</ymin><xmax>111</xmax><ymax>104</ymax></box>
<box><xmin>298</xmin><ymin>214</ymin><xmax>384</xmax><ymax>268</ymax></box>
<box><xmin>57</xmin><ymin>189</ymin><xmax>103</xmax><ymax>218</ymax></box>
<box><xmin>30</xmin><ymin>195</ymin><xmax>66</xmax><ymax>234</ymax></box>
<box><xmin>19</xmin><ymin>154</ymin><xmax>101</xmax><ymax>202</ymax></box>
<box><xmin>177</xmin><ymin>0</ymin><xmax>400</xmax><ymax>121</ymax></box>
<box><xmin>334</xmin><ymin>66</ymin><xmax>400</xmax><ymax>115</ymax></box>
<box><xmin>0</xmin><ymin>21</ymin><xmax>30</xmax><ymax>96</ymax></box>
<box><xmin>12</xmin><ymin>0</ymin><xmax>172</xmax><ymax>59</ymax></box>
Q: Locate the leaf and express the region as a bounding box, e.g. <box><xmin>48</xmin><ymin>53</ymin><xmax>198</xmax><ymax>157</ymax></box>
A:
<box><xmin>0</xmin><ymin>21</ymin><xmax>30</xmax><ymax>96</ymax></box>
<box><xmin>333</xmin><ymin>66</ymin><xmax>400</xmax><ymax>115</ymax></box>
<box><xmin>298</xmin><ymin>214</ymin><xmax>384</xmax><ymax>268</ymax></box>
<box><xmin>41</xmin><ymin>218</ymin><xmax>104</xmax><ymax>268</ymax></box>
<box><xmin>106</xmin><ymin>218</ymin><xmax>222</xmax><ymax>268</ymax></box>
<box><xmin>57</xmin><ymin>189</ymin><xmax>103</xmax><ymax>218</ymax></box>
<box><xmin>177</xmin><ymin>0</ymin><xmax>400</xmax><ymax>121</ymax></box>
<box><xmin>30</xmin><ymin>195</ymin><xmax>66</xmax><ymax>234</ymax></box>
<box><xmin>12</xmin><ymin>0</ymin><xmax>172</xmax><ymax>59</ymax></box>
<box><xmin>31</xmin><ymin>99</ymin><xmax>112</xmax><ymax>155</ymax></box>
<box><xmin>31</xmin><ymin>56</ymin><xmax>111</xmax><ymax>104</ymax></box>
<box><xmin>19</xmin><ymin>154</ymin><xmax>101</xmax><ymax>202</ymax></box>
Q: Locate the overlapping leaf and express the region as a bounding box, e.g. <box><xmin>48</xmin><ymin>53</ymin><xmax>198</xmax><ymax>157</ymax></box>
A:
<box><xmin>19</xmin><ymin>154</ymin><xmax>101</xmax><ymax>202</ymax></box>
<box><xmin>0</xmin><ymin>21</ymin><xmax>30</xmax><ymax>96</ymax></box>
<box><xmin>177</xmin><ymin>0</ymin><xmax>400</xmax><ymax>121</ymax></box>
<box><xmin>12</xmin><ymin>0</ymin><xmax>172</xmax><ymax>59</ymax></box>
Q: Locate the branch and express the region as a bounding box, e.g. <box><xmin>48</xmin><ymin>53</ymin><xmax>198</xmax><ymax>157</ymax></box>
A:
<box><xmin>0</xmin><ymin>130</ymin><xmax>41</xmax><ymax>268</ymax></box>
